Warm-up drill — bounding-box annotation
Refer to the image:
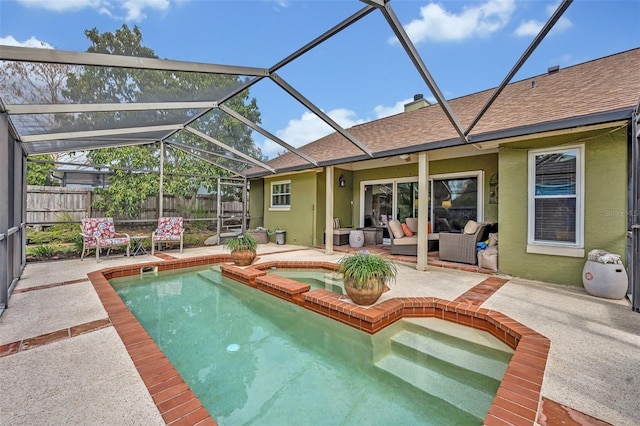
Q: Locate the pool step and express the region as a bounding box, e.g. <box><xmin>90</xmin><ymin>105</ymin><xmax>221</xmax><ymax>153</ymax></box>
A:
<box><xmin>375</xmin><ymin>354</ymin><xmax>496</xmax><ymax>420</ymax></box>
<box><xmin>374</xmin><ymin>319</ymin><xmax>513</xmax><ymax>420</ymax></box>
<box><xmin>196</xmin><ymin>268</ymin><xmax>222</xmax><ymax>284</ymax></box>
<box><xmin>399</xmin><ymin>318</ymin><xmax>513</xmax><ymax>381</ymax></box>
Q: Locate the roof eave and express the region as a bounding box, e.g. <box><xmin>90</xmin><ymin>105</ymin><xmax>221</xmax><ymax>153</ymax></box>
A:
<box><xmin>248</xmin><ymin>107</ymin><xmax>635</xmax><ymax>179</ymax></box>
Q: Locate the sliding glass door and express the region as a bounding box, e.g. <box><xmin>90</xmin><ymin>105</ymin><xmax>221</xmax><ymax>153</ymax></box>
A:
<box><xmin>362</xmin><ymin>182</ymin><xmax>394</xmax><ymax>228</ymax></box>
<box><xmin>361</xmin><ymin>178</ymin><xmax>418</xmax><ymax>228</ymax></box>
<box><xmin>360</xmin><ymin>172</ymin><xmax>482</xmax><ymax>234</ymax></box>
<box><xmin>430</xmin><ymin>172</ymin><xmax>483</xmax><ymax>233</ymax></box>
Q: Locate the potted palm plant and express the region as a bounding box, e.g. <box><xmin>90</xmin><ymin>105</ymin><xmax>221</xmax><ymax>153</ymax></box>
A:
<box><xmin>337</xmin><ymin>251</ymin><xmax>397</xmax><ymax>305</ymax></box>
<box><xmin>224</xmin><ymin>234</ymin><xmax>258</xmax><ymax>266</ymax></box>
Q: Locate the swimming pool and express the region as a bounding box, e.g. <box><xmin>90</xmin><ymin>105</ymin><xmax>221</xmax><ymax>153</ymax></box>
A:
<box><xmin>111</xmin><ymin>266</ymin><xmax>512</xmax><ymax>425</ymax></box>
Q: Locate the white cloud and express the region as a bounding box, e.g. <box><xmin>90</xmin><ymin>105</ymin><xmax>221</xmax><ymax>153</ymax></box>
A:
<box><xmin>17</xmin><ymin>0</ymin><xmax>173</xmax><ymax>22</ymax></box>
<box><xmin>514</xmin><ymin>1</ymin><xmax>573</xmax><ymax>37</ymax></box>
<box><xmin>261</xmin><ymin>96</ymin><xmax>429</xmax><ymax>158</ymax></box>
<box><xmin>396</xmin><ymin>0</ymin><xmax>516</xmax><ymax>44</ymax></box>
<box><xmin>18</xmin><ymin>0</ymin><xmax>102</xmax><ymax>12</ymax></box>
<box><xmin>374</xmin><ymin>97</ymin><xmax>414</xmax><ymax>119</ymax></box>
<box><xmin>121</xmin><ymin>0</ymin><xmax>170</xmax><ymax>22</ymax></box>
<box><xmin>261</xmin><ymin>108</ymin><xmax>365</xmax><ymax>158</ymax></box>
<box><xmin>0</xmin><ymin>35</ymin><xmax>54</xmax><ymax>48</ymax></box>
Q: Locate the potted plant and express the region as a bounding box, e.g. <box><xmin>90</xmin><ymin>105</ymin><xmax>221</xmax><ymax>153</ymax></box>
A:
<box><xmin>337</xmin><ymin>251</ymin><xmax>397</xmax><ymax>305</ymax></box>
<box><xmin>224</xmin><ymin>234</ymin><xmax>258</xmax><ymax>266</ymax></box>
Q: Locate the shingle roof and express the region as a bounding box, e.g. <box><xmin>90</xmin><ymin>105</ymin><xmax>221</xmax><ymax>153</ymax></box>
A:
<box><xmin>250</xmin><ymin>47</ymin><xmax>640</xmax><ymax>177</ymax></box>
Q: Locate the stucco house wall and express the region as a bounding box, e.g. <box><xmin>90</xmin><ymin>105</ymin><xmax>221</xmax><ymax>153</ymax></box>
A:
<box><xmin>263</xmin><ymin>172</ymin><xmax>318</xmax><ymax>246</ymax></box>
<box><xmin>248</xmin><ymin>179</ymin><xmax>265</xmax><ymax>230</ymax></box>
<box><xmin>499</xmin><ymin>126</ymin><xmax>628</xmax><ymax>285</ymax></box>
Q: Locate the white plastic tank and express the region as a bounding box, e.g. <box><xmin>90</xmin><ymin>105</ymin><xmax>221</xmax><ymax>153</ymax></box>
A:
<box><xmin>582</xmin><ymin>250</ymin><xmax>628</xmax><ymax>299</ymax></box>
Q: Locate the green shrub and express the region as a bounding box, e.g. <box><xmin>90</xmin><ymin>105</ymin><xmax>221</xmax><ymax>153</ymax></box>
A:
<box><xmin>30</xmin><ymin>244</ymin><xmax>54</xmax><ymax>259</ymax></box>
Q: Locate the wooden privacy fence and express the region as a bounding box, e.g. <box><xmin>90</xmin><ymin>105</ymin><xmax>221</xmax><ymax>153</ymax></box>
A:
<box><xmin>26</xmin><ymin>186</ymin><xmax>244</xmax><ymax>225</ymax></box>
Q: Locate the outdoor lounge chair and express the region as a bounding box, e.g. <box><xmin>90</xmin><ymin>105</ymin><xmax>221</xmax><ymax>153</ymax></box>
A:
<box><xmin>324</xmin><ymin>218</ymin><xmax>352</xmax><ymax>246</ymax></box>
<box><xmin>151</xmin><ymin>217</ymin><xmax>184</xmax><ymax>255</ymax></box>
<box><xmin>80</xmin><ymin>217</ymin><xmax>130</xmax><ymax>262</ymax></box>
<box><xmin>438</xmin><ymin>220</ymin><xmax>490</xmax><ymax>265</ymax></box>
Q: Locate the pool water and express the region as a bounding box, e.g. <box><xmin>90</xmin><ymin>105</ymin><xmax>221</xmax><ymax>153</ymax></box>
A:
<box><xmin>265</xmin><ymin>267</ymin><xmax>345</xmax><ymax>294</ymax></box>
<box><xmin>111</xmin><ymin>266</ymin><xmax>510</xmax><ymax>425</ymax></box>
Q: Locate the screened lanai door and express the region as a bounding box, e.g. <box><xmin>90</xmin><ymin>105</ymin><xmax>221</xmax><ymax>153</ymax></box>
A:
<box><xmin>216</xmin><ymin>177</ymin><xmax>248</xmax><ymax>243</ymax></box>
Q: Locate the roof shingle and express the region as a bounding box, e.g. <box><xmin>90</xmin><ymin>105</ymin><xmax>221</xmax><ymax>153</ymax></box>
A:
<box><xmin>254</xmin><ymin>48</ymin><xmax>640</xmax><ymax>176</ymax></box>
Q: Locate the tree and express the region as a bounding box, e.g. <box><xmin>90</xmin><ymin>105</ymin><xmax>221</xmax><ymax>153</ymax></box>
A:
<box><xmin>64</xmin><ymin>24</ymin><xmax>264</xmax><ymax>217</ymax></box>
<box><xmin>26</xmin><ymin>155</ymin><xmax>56</xmax><ymax>185</ymax></box>
<box><xmin>0</xmin><ymin>50</ymin><xmax>74</xmax><ymax>184</ymax></box>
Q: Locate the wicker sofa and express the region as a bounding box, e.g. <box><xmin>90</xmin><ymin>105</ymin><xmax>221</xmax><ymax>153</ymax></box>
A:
<box><xmin>438</xmin><ymin>221</ymin><xmax>491</xmax><ymax>265</ymax></box>
<box><xmin>387</xmin><ymin>218</ymin><xmax>438</xmax><ymax>256</ymax></box>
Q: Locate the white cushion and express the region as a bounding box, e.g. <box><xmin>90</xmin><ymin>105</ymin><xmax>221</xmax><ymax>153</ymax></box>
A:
<box><xmin>333</xmin><ymin>229</ymin><xmax>351</xmax><ymax>235</ymax></box>
<box><xmin>463</xmin><ymin>220</ymin><xmax>479</xmax><ymax>235</ymax></box>
<box><xmin>405</xmin><ymin>217</ymin><xmax>418</xmax><ymax>233</ymax></box>
<box><xmin>394</xmin><ymin>236</ymin><xmax>418</xmax><ymax>245</ymax></box>
<box><xmin>388</xmin><ymin>220</ymin><xmax>405</xmax><ymax>239</ymax></box>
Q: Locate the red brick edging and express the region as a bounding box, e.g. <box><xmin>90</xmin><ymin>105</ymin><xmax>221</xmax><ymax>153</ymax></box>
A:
<box><xmin>89</xmin><ymin>255</ymin><xmax>550</xmax><ymax>426</ymax></box>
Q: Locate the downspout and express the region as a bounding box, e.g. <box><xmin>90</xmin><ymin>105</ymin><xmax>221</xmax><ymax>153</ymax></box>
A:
<box><xmin>630</xmin><ymin>104</ymin><xmax>640</xmax><ymax>313</ymax></box>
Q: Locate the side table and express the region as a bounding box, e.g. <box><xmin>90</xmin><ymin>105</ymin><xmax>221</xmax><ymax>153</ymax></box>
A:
<box><xmin>359</xmin><ymin>227</ymin><xmax>383</xmax><ymax>245</ymax></box>
<box><xmin>131</xmin><ymin>235</ymin><xmax>149</xmax><ymax>256</ymax></box>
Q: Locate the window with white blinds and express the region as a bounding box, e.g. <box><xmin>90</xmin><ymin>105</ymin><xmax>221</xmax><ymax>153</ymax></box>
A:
<box><xmin>528</xmin><ymin>146</ymin><xmax>583</xmax><ymax>247</ymax></box>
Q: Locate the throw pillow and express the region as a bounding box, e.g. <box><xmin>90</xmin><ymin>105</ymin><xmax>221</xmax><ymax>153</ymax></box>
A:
<box><xmin>489</xmin><ymin>232</ymin><xmax>499</xmax><ymax>247</ymax></box>
<box><xmin>405</xmin><ymin>217</ymin><xmax>418</xmax><ymax>233</ymax></box>
<box><xmin>427</xmin><ymin>221</ymin><xmax>432</xmax><ymax>234</ymax></box>
<box><xmin>463</xmin><ymin>220</ymin><xmax>479</xmax><ymax>235</ymax></box>
<box><xmin>333</xmin><ymin>218</ymin><xmax>340</xmax><ymax>229</ymax></box>
<box><xmin>401</xmin><ymin>223</ymin><xmax>413</xmax><ymax>237</ymax></box>
<box><xmin>388</xmin><ymin>220</ymin><xmax>405</xmax><ymax>239</ymax></box>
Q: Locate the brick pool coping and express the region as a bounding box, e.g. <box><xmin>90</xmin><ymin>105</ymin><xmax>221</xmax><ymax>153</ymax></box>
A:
<box><xmin>89</xmin><ymin>255</ymin><xmax>550</xmax><ymax>426</ymax></box>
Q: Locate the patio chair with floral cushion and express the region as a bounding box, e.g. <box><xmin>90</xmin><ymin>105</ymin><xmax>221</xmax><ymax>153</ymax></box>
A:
<box><xmin>151</xmin><ymin>217</ymin><xmax>184</xmax><ymax>256</ymax></box>
<box><xmin>80</xmin><ymin>217</ymin><xmax>130</xmax><ymax>262</ymax></box>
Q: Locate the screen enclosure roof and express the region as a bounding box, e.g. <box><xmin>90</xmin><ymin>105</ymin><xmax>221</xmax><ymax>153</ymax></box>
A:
<box><xmin>0</xmin><ymin>0</ymin><xmax>575</xmax><ymax>177</ymax></box>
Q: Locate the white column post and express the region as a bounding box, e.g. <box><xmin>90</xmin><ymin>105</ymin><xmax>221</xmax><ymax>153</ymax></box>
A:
<box><xmin>325</xmin><ymin>166</ymin><xmax>334</xmax><ymax>254</ymax></box>
<box><xmin>417</xmin><ymin>152</ymin><xmax>429</xmax><ymax>271</ymax></box>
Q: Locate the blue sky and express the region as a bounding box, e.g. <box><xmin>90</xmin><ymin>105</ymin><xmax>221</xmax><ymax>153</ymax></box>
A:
<box><xmin>1</xmin><ymin>0</ymin><xmax>639</xmax><ymax>158</ymax></box>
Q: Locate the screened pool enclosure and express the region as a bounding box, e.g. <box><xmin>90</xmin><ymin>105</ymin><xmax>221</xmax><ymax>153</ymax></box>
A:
<box><xmin>2</xmin><ymin>0</ymin><xmax>638</xmax><ymax>314</ymax></box>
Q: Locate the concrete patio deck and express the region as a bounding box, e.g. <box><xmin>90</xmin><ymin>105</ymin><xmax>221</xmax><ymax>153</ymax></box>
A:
<box><xmin>1</xmin><ymin>244</ymin><xmax>638</xmax><ymax>425</ymax></box>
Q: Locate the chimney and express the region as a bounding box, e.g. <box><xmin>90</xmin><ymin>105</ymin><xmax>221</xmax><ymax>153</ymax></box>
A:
<box><xmin>404</xmin><ymin>93</ymin><xmax>430</xmax><ymax>112</ymax></box>
<box><xmin>547</xmin><ymin>65</ymin><xmax>560</xmax><ymax>75</ymax></box>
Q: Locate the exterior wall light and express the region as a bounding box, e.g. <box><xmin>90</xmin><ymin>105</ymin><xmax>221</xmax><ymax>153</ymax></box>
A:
<box><xmin>339</xmin><ymin>175</ymin><xmax>346</xmax><ymax>187</ymax></box>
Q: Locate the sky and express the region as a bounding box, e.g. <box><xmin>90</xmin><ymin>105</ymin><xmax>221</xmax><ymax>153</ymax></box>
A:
<box><xmin>1</xmin><ymin>0</ymin><xmax>639</xmax><ymax>159</ymax></box>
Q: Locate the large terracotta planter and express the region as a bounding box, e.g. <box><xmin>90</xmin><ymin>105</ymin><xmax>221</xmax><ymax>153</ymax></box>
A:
<box><xmin>343</xmin><ymin>277</ymin><xmax>385</xmax><ymax>306</ymax></box>
<box><xmin>231</xmin><ymin>249</ymin><xmax>256</xmax><ymax>266</ymax></box>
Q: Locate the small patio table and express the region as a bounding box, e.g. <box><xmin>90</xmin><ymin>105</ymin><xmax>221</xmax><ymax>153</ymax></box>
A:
<box><xmin>130</xmin><ymin>235</ymin><xmax>149</xmax><ymax>256</ymax></box>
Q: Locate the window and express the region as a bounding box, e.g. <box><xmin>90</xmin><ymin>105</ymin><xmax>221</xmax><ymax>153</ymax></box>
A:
<box><xmin>271</xmin><ymin>181</ymin><xmax>291</xmax><ymax>209</ymax></box>
<box><xmin>528</xmin><ymin>146</ymin><xmax>583</xmax><ymax>252</ymax></box>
